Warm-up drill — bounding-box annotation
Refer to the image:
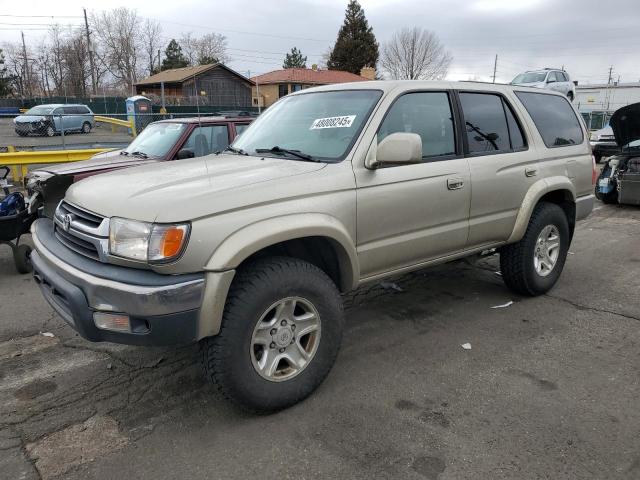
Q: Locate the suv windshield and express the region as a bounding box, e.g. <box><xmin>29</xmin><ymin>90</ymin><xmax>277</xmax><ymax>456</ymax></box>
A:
<box><xmin>123</xmin><ymin>122</ymin><xmax>187</xmax><ymax>158</ymax></box>
<box><xmin>511</xmin><ymin>72</ymin><xmax>547</xmax><ymax>84</ymax></box>
<box><xmin>26</xmin><ymin>106</ymin><xmax>55</xmax><ymax>116</ymax></box>
<box><xmin>232</xmin><ymin>90</ymin><xmax>382</xmax><ymax>162</ymax></box>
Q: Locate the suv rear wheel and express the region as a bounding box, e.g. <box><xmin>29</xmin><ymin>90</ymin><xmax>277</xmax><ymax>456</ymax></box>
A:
<box><xmin>200</xmin><ymin>256</ymin><xmax>344</xmax><ymax>413</ymax></box>
<box><xmin>500</xmin><ymin>202</ymin><xmax>570</xmax><ymax>296</ymax></box>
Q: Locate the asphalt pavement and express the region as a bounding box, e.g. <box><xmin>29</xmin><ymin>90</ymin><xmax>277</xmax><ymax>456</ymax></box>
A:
<box><xmin>0</xmin><ymin>201</ymin><xmax>639</xmax><ymax>480</ymax></box>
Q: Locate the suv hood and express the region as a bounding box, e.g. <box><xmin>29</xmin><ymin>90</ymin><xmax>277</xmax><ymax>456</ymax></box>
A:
<box><xmin>32</xmin><ymin>149</ymin><xmax>157</xmax><ymax>176</ymax></box>
<box><xmin>65</xmin><ymin>154</ymin><xmax>327</xmax><ymax>222</ymax></box>
<box><xmin>610</xmin><ymin>102</ymin><xmax>640</xmax><ymax>147</ymax></box>
<box><xmin>511</xmin><ymin>81</ymin><xmax>545</xmax><ymax>88</ymax></box>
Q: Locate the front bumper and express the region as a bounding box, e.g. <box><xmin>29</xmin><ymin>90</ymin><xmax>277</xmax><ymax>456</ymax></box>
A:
<box><xmin>31</xmin><ymin>219</ymin><xmax>206</xmax><ymax>345</ymax></box>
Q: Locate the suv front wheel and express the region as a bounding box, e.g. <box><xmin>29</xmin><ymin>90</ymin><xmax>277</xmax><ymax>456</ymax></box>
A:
<box><xmin>500</xmin><ymin>202</ymin><xmax>570</xmax><ymax>296</ymax></box>
<box><xmin>200</xmin><ymin>256</ymin><xmax>344</xmax><ymax>412</ymax></box>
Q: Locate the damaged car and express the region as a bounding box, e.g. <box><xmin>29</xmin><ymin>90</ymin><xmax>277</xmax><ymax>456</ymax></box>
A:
<box><xmin>14</xmin><ymin>104</ymin><xmax>94</xmax><ymax>137</ymax></box>
<box><xmin>25</xmin><ymin>115</ymin><xmax>254</xmax><ymax>218</ymax></box>
<box><xmin>595</xmin><ymin>102</ymin><xmax>640</xmax><ymax>205</ymax></box>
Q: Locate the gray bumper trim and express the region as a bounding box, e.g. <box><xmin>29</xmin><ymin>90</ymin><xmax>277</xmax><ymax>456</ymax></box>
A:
<box><xmin>576</xmin><ymin>194</ymin><xmax>595</xmax><ymax>221</ymax></box>
<box><xmin>32</xmin><ymin>223</ymin><xmax>205</xmax><ymax>317</ymax></box>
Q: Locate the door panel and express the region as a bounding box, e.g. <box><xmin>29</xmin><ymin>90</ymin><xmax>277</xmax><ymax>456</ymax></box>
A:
<box><xmin>356</xmin><ymin>159</ymin><xmax>471</xmax><ymax>278</ymax></box>
<box><xmin>354</xmin><ymin>90</ymin><xmax>470</xmax><ymax>278</ymax></box>
<box><xmin>467</xmin><ymin>152</ymin><xmax>537</xmax><ymax>245</ymax></box>
<box><xmin>459</xmin><ymin>92</ymin><xmax>538</xmax><ymax>247</ymax></box>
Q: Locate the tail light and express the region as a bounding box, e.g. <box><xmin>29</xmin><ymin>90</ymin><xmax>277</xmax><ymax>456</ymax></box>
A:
<box><xmin>591</xmin><ymin>155</ymin><xmax>597</xmax><ymax>185</ymax></box>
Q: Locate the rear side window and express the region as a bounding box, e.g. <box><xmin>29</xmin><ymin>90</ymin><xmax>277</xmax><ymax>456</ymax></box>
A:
<box><xmin>515</xmin><ymin>92</ymin><xmax>583</xmax><ymax>147</ymax></box>
<box><xmin>504</xmin><ymin>104</ymin><xmax>526</xmax><ymax>150</ymax></box>
<box><xmin>459</xmin><ymin>93</ymin><xmax>511</xmax><ymax>153</ymax></box>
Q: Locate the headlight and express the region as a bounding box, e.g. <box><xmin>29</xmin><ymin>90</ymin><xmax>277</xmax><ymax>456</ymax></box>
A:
<box><xmin>109</xmin><ymin>218</ymin><xmax>190</xmax><ymax>263</ymax></box>
<box><xmin>590</xmin><ymin>133</ymin><xmax>600</xmax><ymax>141</ymax></box>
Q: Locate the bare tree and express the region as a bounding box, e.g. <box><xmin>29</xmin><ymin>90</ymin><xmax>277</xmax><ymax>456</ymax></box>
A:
<box><xmin>381</xmin><ymin>27</ymin><xmax>452</xmax><ymax>80</ymax></box>
<box><xmin>179</xmin><ymin>32</ymin><xmax>229</xmax><ymax>66</ymax></box>
<box><xmin>141</xmin><ymin>18</ymin><xmax>163</xmax><ymax>75</ymax></box>
<box><xmin>179</xmin><ymin>32</ymin><xmax>197</xmax><ymax>65</ymax></box>
<box><xmin>90</xmin><ymin>8</ymin><xmax>142</xmax><ymax>91</ymax></box>
<box><xmin>194</xmin><ymin>33</ymin><xmax>229</xmax><ymax>64</ymax></box>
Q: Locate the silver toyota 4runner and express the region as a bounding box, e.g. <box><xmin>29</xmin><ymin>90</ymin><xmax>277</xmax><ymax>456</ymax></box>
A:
<box><xmin>30</xmin><ymin>81</ymin><xmax>595</xmax><ymax>412</ymax></box>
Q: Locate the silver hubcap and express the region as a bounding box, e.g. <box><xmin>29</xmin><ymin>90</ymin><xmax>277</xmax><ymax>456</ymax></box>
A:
<box><xmin>250</xmin><ymin>297</ymin><xmax>321</xmax><ymax>382</ymax></box>
<box><xmin>534</xmin><ymin>225</ymin><xmax>560</xmax><ymax>277</ymax></box>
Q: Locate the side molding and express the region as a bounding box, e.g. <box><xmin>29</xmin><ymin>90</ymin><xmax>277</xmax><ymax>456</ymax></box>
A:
<box><xmin>507</xmin><ymin>176</ymin><xmax>576</xmax><ymax>243</ymax></box>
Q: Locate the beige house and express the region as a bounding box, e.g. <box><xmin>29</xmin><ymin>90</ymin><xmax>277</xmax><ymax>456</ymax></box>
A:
<box><xmin>251</xmin><ymin>66</ymin><xmax>375</xmax><ymax>108</ymax></box>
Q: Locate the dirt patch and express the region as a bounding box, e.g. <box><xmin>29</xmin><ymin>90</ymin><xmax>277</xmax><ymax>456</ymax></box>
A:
<box><xmin>26</xmin><ymin>415</ymin><xmax>128</xmax><ymax>480</ymax></box>
<box><xmin>14</xmin><ymin>379</ymin><xmax>57</xmax><ymax>401</ymax></box>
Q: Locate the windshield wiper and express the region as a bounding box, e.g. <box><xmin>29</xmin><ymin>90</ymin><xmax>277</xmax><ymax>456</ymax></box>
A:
<box><xmin>119</xmin><ymin>150</ymin><xmax>129</xmax><ymax>156</ymax></box>
<box><xmin>130</xmin><ymin>151</ymin><xmax>149</xmax><ymax>159</ymax></box>
<box><xmin>220</xmin><ymin>145</ymin><xmax>248</xmax><ymax>156</ymax></box>
<box><xmin>255</xmin><ymin>146</ymin><xmax>317</xmax><ymax>162</ymax></box>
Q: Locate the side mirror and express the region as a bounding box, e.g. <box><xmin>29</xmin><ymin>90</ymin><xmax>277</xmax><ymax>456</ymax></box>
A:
<box><xmin>176</xmin><ymin>148</ymin><xmax>195</xmax><ymax>160</ymax></box>
<box><xmin>366</xmin><ymin>132</ymin><xmax>422</xmax><ymax>169</ymax></box>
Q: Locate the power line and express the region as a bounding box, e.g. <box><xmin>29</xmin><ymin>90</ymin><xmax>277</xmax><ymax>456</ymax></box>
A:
<box><xmin>0</xmin><ymin>14</ymin><xmax>83</xmax><ymax>18</ymax></box>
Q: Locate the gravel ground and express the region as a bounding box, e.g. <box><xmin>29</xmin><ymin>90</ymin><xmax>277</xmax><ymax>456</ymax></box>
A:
<box><xmin>0</xmin><ymin>200</ymin><xmax>638</xmax><ymax>480</ymax></box>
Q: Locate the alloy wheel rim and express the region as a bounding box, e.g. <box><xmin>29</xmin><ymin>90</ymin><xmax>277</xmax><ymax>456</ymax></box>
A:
<box><xmin>534</xmin><ymin>224</ymin><xmax>560</xmax><ymax>277</ymax></box>
<box><xmin>250</xmin><ymin>296</ymin><xmax>321</xmax><ymax>382</ymax></box>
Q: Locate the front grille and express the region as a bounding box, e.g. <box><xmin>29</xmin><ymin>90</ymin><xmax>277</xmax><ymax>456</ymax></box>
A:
<box><xmin>54</xmin><ymin>226</ymin><xmax>100</xmax><ymax>260</ymax></box>
<box><xmin>54</xmin><ymin>201</ymin><xmax>108</xmax><ymax>261</ymax></box>
<box><xmin>58</xmin><ymin>201</ymin><xmax>103</xmax><ymax>229</ymax></box>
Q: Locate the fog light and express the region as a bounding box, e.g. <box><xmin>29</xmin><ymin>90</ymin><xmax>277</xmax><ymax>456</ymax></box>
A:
<box><xmin>94</xmin><ymin>312</ymin><xmax>131</xmax><ymax>333</ymax></box>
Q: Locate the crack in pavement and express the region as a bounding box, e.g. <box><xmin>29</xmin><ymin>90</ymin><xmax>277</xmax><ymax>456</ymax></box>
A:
<box><xmin>545</xmin><ymin>293</ymin><xmax>640</xmax><ymax>322</ymax></box>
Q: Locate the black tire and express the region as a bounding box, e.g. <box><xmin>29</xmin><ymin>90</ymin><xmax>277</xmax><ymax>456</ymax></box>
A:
<box><xmin>81</xmin><ymin>122</ymin><xmax>91</xmax><ymax>134</ymax></box>
<box><xmin>500</xmin><ymin>202</ymin><xmax>570</xmax><ymax>296</ymax></box>
<box><xmin>594</xmin><ymin>154</ymin><xmax>602</xmax><ymax>164</ymax></box>
<box><xmin>200</xmin><ymin>256</ymin><xmax>344</xmax><ymax>413</ymax></box>
<box><xmin>15</xmin><ymin>130</ymin><xmax>27</xmax><ymax>137</ymax></box>
<box><xmin>14</xmin><ymin>244</ymin><xmax>32</xmax><ymax>274</ymax></box>
<box><xmin>45</xmin><ymin>125</ymin><xmax>55</xmax><ymax>137</ymax></box>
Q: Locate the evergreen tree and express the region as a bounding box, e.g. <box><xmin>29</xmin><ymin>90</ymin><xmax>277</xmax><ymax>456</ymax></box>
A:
<box><xmin>327</xmin><ymin>0</ymin><xmax>378</xmax><ymax>74</ymax></box>
<box><xmin>161</xmin><ymin>39</ymin><xmax>189</xmax><ymax>71</ymax></box>
<box><xmin>0</xmin><ymin>49</ymin><xmax>10</xmax><ymax>97</ymax></box>
<box><xmin>198</xmin><ymin>55</ymin><xmax>219</xmax><ymax>65</ymax></box>
<box><xmin>283</xmin><ymin>47</ymin><xmax>307</xmax><ymax>69</ymax></box>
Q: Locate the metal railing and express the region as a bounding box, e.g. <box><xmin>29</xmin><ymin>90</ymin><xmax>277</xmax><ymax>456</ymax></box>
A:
<box><xmin>0</xmin><ymin>146</ymin><xmax>113</xmax><ymax>182</ymax></box>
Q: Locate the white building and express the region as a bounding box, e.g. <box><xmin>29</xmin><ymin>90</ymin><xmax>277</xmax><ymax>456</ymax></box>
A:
<box><xmin>575</xmin><ymin>82</ymin><xmax>640</xmax><ymax>130</ymax></box>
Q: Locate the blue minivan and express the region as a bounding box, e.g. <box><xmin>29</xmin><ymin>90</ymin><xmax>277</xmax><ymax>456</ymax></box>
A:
<box><xmin>14</xmin><ymin>104</ymin><xmax>95</xmax><ymax>137</ymax></box>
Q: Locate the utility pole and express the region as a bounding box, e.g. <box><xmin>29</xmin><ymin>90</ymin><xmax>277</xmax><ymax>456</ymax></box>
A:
<box><xmin>21</xmin><ymin>31</ymin><xmax>29</xmax><ymax>97</ymax></box>
<box><xmin>607</xmin><ymin>66</ymin><xmax>613</xmax><ymax>85</ymax></box>
<box><xmin>492</xmin><ymin>54</ymin><xmax>498</xmax><ymax>84</ymax></box>
<box><xmin>157</xmin><ymin>48</ymin><xmax>161</xmax><ymax>72</ymax></box>
<box><xmin>84</xmin><ymin>8</ymin><xmax>97</xmax><ymax>95</ymax></box>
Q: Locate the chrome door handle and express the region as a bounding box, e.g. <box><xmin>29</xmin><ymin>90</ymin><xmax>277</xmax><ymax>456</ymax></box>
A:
<box><xmin>525</xmin><ymin>167</ymin><xmax>537</xmax><ymax>177</ymax></box>
<box><xmin>447</xmin><ymin>177</ymin><xmax>464</xmax><ymax>190</ymax></box>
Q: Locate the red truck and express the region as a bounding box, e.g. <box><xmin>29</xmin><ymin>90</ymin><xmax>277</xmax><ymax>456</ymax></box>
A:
<box><xmin>25</xmin><ymin>115</ymin><xmax>254</xmax><ymax>217</ymax></box>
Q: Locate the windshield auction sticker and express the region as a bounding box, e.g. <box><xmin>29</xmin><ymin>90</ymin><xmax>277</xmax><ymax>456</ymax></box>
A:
<box><xmin>310</xmin><ymin>115</ymin><xmax>356</xmax><ymax>130</ymax></box>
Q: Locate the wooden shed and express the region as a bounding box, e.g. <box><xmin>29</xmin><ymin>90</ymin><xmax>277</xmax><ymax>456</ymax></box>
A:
<box><xmin>134</xmin><ymin>64</ymin><xmax>254</xmax><ymax>107</ymax></box>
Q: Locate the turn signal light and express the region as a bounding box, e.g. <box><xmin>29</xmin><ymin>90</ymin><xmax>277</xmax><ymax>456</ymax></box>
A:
<box><xmin>94</xmin><ymin>312</ymin><xmax>131</xmax><ymax>333</ymax></box>
<box><xmin>160</xmin><ymin>227</ymin><xmax>186</xmax><ymax>258</ymax></box>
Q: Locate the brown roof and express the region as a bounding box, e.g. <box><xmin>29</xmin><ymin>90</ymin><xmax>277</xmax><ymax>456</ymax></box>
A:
<box><xmin>135</xmin><ymin>64</ymin><xmax>252</xmax><ymax>86</ymax></box>
<box><xmin>251</xmin><ymin>68</ymin><xmax>368</xmax><ymax>85</ymax></box>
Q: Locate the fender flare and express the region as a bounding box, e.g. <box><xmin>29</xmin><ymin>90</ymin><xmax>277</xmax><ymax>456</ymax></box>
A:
<box><xmin>204</xmin><ymin>213</ymin><xmax>360</xmax><ymax>292</ymax></box>
<box><xmin>507</xmin><ymin>176</ymin><xmax>576</xmax><ymax>243</ymax></box>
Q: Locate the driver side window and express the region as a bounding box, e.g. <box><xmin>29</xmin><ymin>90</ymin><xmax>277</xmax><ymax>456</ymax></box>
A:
<box><xmin>378</xmin><ymin>92</ymin><xmax>456</xmax><ymax>161</ymax></box>
<box><xmin>181</xmin><ymin>125</ymin><xmax>229</xmax><ymax>158</ymax></box>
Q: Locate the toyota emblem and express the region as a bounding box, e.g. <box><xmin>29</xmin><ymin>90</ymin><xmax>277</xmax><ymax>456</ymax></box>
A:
<box><xmin>62</xmin><ymin>214</ymin><xmax>73</xmax><ymax>232</ymax></box>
